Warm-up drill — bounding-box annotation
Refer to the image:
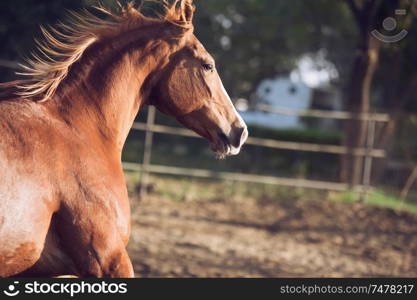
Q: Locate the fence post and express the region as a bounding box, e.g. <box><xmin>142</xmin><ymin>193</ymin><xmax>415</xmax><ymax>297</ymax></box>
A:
<box><xmin>140</xmin><ymin>106</ymin><xmax>156</xmax><ymax>198</ymax></box>
<box><xmin>360</xmin><ymin>119</ymin><xmax>376</xmax><ymax>202</ymax></box>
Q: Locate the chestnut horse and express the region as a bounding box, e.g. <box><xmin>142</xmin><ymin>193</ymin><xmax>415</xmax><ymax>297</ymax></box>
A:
<box><xmin>0</xmin><ymin>0</ymin><xmax>247</xmax><ymax>277</ymax></box>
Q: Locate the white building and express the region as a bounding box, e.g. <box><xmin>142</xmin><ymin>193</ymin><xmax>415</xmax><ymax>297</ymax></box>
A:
<box><xmin>240</xmin><ymin>53</ymin><xmax>341</xmax><ymax>130</ymax></box>
<box><xmin>240</xmin><ymin>77</ymin><xmax>312</xmax><ymax>129</ymax></box>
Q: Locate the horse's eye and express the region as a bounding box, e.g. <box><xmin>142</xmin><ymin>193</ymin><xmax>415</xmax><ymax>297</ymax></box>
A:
<box><xmin>202</xmin><ymin>63</ymin><xmax>214</xmax><ymax>72</ymax></box>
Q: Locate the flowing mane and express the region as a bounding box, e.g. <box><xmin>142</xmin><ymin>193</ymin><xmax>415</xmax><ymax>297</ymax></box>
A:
<box><xmin>0</xmin><ymin>0</ymin><xmax>195</xmax><ymax>102</ymax></box>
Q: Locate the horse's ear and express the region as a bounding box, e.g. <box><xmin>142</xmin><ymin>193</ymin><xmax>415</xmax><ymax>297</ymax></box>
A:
<box><xmin>181</xmin><ymin>0</ymin><xmax>195</xmax><ymax>24</ymax></box>
<box><xmin>164</xmin><ymin>0</ymin><xmax>195</xmax><ymax>30</ymax></box>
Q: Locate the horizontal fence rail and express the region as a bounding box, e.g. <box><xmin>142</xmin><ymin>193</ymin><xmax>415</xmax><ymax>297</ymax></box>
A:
<box><xmin>123</xmin><ymin>162</ymin><xmax>359</xmax><ymax>192</ymax></box>
<box><xmin>255</xmin><ymin>104</ymin><xmax>390</xmax><ymax>122</ymax></box>
<box><xmin>127</xmin><ymin>105</ymin><xmax>390</xmax><ymax>197</ymax></box>
<box><xmin>132</xmin><ymin>122</ymin><xmax>386</xmax><ymax>158</ymax></box>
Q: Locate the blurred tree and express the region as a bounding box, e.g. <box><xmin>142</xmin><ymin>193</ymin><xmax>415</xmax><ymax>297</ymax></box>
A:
<box><xmin>0</xmin><ymin>0</ymin><xmax>85</xmax><ymax>80</ymax></box>
<box><xmin>372</xmin><ymin>2</ymin><xmax>417</xmax><ymax>184</ymax></box>
<box><xmin>193</xmin><ymin>0</ymin><xmax>355</xmax><ymax>101</ymax></box>
<box><xmin>0</xmin><ymin>0</ymin><xmax>356</xmax><ymax>98</ymax></box>
<box><xmin>341</xmin><ymin>0</ymin><xmax>415</xmax><ymax>187</ymax></box>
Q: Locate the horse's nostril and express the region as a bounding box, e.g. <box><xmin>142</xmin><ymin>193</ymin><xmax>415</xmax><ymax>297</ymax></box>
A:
<box><xmin>230</xmin><ymin>126</ymin><xmax>247</xmax><ymax>148</ymax></box>
<box><xmin>218</xmin><ymin>126</ymin><xmax>248</xmax><ymax>149</ymax></box>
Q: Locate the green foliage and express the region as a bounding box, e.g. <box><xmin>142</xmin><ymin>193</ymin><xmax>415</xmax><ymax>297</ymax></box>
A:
<box><xmin>0</xmin><ymin>0</ymin><xmax>84</xmax><ymax>59</ymax></box>
<box><xmin>126</xmin><ymin>173</ymin><xmax>417</xmax><ymax>215</ymax></box>
<box><xmin>333</xmin><ymin>189</ymin><xmax>417</xmax><ymax>214</ymax></box>
<box><xmin>0</xmin><ymin>0</ymin><xmax>85</xmax><ymax>80</ymax></box>
<box><xmin>194</xmin><ymin>0</ymin><xmax>356</xmax><ymax>99</ymax></box>
<box><xmin>125</xmin><ymin>172</ymin><xmax>331</xmax><ymax>202</ymax></box>
<box><xmin>0</xmin><ymin>0</ymin><xmax>414</xmax><ymax>105</ymax></box>
<box><xmin>0</xmin><ymin>0</ymin><xmax>356</xmax><ymax>100</ymax></box>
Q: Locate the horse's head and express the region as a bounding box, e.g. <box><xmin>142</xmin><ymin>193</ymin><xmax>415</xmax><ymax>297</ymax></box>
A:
<box><xmin>149</xmin><ymin>1</ymin><xmax>248</xmax><ymax>158</ymax></box>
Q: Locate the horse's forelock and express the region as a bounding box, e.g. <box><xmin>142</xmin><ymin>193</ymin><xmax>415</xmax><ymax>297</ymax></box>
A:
<box><xmin>163</xmin><ymin>0</ymin><xmax>195</xmax><ymax>26</ymax></box>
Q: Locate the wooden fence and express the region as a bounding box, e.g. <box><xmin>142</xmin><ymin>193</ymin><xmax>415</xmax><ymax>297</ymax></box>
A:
<box><xmin>124</xmin><ymin>105</ymin><xmax>390</xmax><ymax>200</ymax></box>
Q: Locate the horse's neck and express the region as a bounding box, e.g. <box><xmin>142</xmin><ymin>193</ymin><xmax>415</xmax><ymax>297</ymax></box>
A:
<box><xmin>50</xmin><ymin>33</ymin><xmax>171</xmax><ymax>152</ymax></box>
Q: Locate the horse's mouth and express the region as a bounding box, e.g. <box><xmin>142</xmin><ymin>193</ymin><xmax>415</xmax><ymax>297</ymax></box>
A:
<box><xmin>210</xmin><ymin>132</ymin><xmax>241</xmax><ymax>159</ymax></box>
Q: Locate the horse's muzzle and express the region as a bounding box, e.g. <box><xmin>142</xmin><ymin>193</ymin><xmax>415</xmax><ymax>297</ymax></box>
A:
<box><xmin>213</xmin><ymin>125</ymin><xmax>248</xmax><ymax>158</ymax></box>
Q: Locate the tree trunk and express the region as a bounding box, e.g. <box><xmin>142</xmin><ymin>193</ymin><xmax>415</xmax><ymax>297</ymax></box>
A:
<box><xmin>341</xmin><ymin>36</ymin><xmax>380</xmax><ymax>186</ymax></box>
<box><xmin>372</xmin><ymin>73</ymin><xmax>417</xmax><ymax>184</ymax></box>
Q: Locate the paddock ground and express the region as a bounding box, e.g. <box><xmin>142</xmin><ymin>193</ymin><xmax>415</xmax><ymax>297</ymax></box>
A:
<box><xmin>127</xmin><ymin>194</ymin><xmax>417</xmax><ymax>278</ymax></box>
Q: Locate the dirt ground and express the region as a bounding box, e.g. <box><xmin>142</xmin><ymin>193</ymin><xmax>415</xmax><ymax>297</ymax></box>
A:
<box><xmin>127</xmin><ymin>195</ymin><xmax>417</xmax><ymax>278</ymax></box>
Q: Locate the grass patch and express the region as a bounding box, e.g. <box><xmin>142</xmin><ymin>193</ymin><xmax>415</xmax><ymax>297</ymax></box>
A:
<box><xmin>329</xmin><ymin>190</ymin><xmax>417</xmax><ymax>214</ymax></box>
<box><xmin>124</xmin><ymin>171</ymin><xmax>331</xmax><ymax>203</ymax></box>
<box><xmin>125</xmin><ymin>170</ymin><xmax>417</xmax><ymax>215</ymax></box>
